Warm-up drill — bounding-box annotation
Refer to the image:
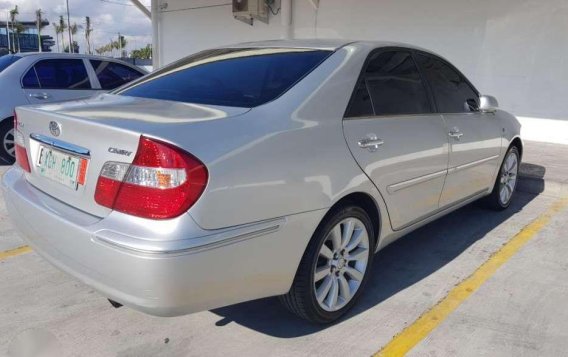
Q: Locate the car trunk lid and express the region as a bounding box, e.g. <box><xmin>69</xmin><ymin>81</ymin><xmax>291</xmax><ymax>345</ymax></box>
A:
<box><xmin>15</xmin><ymin>94</ymin><xmax>249</xmax><ymax>218</ymax></box>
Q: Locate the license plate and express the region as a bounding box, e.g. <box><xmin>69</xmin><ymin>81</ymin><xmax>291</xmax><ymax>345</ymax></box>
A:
<box><xmin>37</xmin><ymin>146</ymin><xmax>88</xmax><ymax>190</ymax></box>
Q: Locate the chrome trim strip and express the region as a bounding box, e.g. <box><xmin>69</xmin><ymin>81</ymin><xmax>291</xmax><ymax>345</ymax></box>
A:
<box><xmin>93</xmin><ymin>218</ymin><xmax>286</xmax><ymax>255</ymax></box>
<box><xmin>387</xmin><ymin>169</ymin><xmax>447</xmax><ymax>194</ymax></box>
<box><xmin>344</xmin><ymin>111</ymin><xmax>481</xmax><ymax>120</ymax></box>
<box><xmin>30</xmin><ymin>133</ymin><xmax>90</xmax><ymax>157</ymax></box>
<box><xmin>448</xmin><ymin>155</ymin><xmax>500</xmax><ymax>174</ymax></box>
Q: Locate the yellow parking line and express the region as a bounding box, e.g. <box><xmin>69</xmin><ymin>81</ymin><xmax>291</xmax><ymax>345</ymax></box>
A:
<box><xmin>0</xmin><ymin>245</ymin><xmax>32</xmax><ymax>261</ymax></box>
<box><xmin>375</xmin><ymin>197</ymin><xmax>568</xmax><ymax>357</ymax></box>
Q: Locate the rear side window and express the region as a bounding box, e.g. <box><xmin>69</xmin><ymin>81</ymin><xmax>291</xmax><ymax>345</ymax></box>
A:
<box><xmin>415</xmin><ymin>54</ymin><xmax>479</xmax><ymax>113</ymax></box>
<box><xmin>346</xmin><ymin>83</ymin><xmax>374</xmax><ymax>117</ymax></box>
<box><xmin>22</xmin><ymin>59</ymin><xmax>91</xmax><ymax>89</ymax></box>
<box><xmin>117</xmin><ymin>48</ymin><xmax>331</xmax><ymax>107</ymax></box>
<box><xmin>346</xmin><ymin>51</ymin><xmax>432</xmax><ymax>117</ymax></box>
<box><xmin>91</xmin><ymin>60</ymin><xmax>144</xmax><ymax>90</ymax></box>
<box><xmin>22</xmin><ymin>68</ymin><xmax>40</xmax><ymax>88</ymax></box>
<box><xmin>0</xmin><ymin>55</ymin><xmax>21</xmax><ymax>73</ymax></box>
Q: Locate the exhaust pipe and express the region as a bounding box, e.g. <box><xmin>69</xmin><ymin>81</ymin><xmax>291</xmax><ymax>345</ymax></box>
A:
<box><xmin>108</xmin><ymin>299</ymin><xmax>123</xmax><ymax>309</ymax></box>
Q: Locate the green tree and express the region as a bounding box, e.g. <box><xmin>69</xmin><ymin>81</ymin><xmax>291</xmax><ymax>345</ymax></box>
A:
<box><xmin>66</xmin><ymin>23</ymin><xmax>81</xmax><ymax>53</ymax></box>
<box><xmin>13</xmin><ymin>23</ymin><xmax>24</xmax><ymax>53</ymax></box>
<box><xmin>58</xmin><ymin>16</ymin><xmax>68</xmax><ymax>52</ymax></box>
<box><xmin>52</xmin><ymin>23</ymin><xmax>61</xmax><ymax>52</ymax></box>
<box><xmin>64</xmin><ymin>41</ymin><xmax>79</xmax><ymax>53</ymax></box>
<box><xmin>112</xmin><ymin>35</ymin><xmax>127</xmax><ymax>57</ymax></box>
<box><xmin>9</xmin><ymin>5</ymin><xmax>19</xmax><ymax>52</ymax></box>
<box><xmin>131</xmin><ymin>44</ymin><xmax>152</xmax><ymax>60</ymax></box>
<box><xmin>36</xmin><ymin>9</ymin><xmax>47</xmax><ymax>52</ymax></box>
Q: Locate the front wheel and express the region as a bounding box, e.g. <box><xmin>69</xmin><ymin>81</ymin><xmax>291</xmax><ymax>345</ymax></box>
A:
<box><xmin>485</xmin><ymin>146</ymin><xmax>520</xmax><ymax>210</ymax></box>
<box><xmin>0</xmin><ymin>120</ymin><xmax>15</xmax><ymax>164</ymax></box>
<box><xmin>280</xmin><ymin>206</ymin><xmax>375</xmax><ymax>323</ymax></box>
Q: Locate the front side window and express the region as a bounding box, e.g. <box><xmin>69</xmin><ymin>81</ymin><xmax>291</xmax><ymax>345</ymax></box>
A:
<box><xmin>23</xmin><ymin>59</ymin><xmax>91</xmax><ymax>90</ymax></box>
<box><xmin>117</xmin><ymin>48</ymin><xmax>331</xmax><ymax>107</ymax></box>
<box><xmin>91</xmin><ymin>60</ymin><xmax>144</xmax><ymax>89</ymax></box>
<box><xmin>415</xmin><ymin>54</ymin><xmax>479</xmax><ymax>113</ymax></box>
<box><xmin>346</xmin><ymin>51</ymin><xmax>432</xmax><ymax>117</ymax></box>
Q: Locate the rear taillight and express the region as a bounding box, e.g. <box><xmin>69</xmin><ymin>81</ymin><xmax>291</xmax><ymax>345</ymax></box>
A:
<box><xmin>94</xmin><ymin>136</ymin><xmax>208</xmax><ymax>219</ymax></box>
<box><xmin>13</xmin><ymin>112</ymin><xmax>31</xmax><ymax>172</ymax></box>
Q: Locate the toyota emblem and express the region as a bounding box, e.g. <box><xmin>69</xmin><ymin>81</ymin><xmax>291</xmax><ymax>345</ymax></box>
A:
<box><xmin>49</xmin><ymin>121</ymin><xmax>61</xmax><ymax>137</ymax></box>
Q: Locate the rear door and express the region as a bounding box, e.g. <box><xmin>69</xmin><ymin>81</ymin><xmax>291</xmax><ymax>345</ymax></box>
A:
<box><xmin>21</xmin><ymin>58</ymin><xmax>95</xmax><ymax>104</ymax></box>
<box><xmin>414</xmin><ymin>53</ymin><xmax>502</xmax><ymax>207</ymax></box>
<box><xmin>343</xmin><ymin>50</ymin><xmax>449</xmax><ymax>230</ymax></box>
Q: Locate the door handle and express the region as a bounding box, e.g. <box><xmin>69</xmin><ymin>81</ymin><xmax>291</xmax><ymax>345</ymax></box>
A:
<box><xmin>29</xmin><ymin>92</ymin><xmax>51</xmax><ymax>100</ymax></box>
<box><xmin>448</xmin><ymin>127</ymin><xmax>463</xmax><ymax>140</ymax></box>
<box><xmin>358</xmin><ymin>135</ymin><xmax>384</xmax><ymax>152</ymax></box>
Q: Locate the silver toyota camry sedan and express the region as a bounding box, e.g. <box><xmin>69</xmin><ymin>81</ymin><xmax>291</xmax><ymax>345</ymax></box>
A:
<box><xmin>3</xmin><ymin>39</ymin><xmax>522</xmax><ymax>323</ymax></box>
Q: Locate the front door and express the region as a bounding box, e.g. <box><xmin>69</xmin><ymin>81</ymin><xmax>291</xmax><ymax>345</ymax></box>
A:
<box><xmin>22</xmin><ymin>58</ymin><xmax>95</xmax><ymax>104</ymax></box>
<box><xmin>440</xmin><ymin>112</ymin><xmax>502</xmax><ymax>206</ymax></box>
<box><xmin>414</xmin><ymin>53</ymin><xmax>502</xmax><ymax>207</ymax></box>
<box><xmin>343</xmin><ymin>50</ymin><xmax>448</xmax><ymax>230</ymax></box>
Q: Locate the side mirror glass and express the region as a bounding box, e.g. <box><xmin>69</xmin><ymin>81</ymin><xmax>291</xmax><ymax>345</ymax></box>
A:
<box><xmin>479</xmin><ymin>95</ymin><xmax>499</xmax><ymax>113</ymax></box>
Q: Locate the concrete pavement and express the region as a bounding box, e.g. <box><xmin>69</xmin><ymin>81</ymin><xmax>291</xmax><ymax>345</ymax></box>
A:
<box><xmin>0</xmin><ymin>140</ymin><xmax>567</xmax><ymax>356</ymax></box>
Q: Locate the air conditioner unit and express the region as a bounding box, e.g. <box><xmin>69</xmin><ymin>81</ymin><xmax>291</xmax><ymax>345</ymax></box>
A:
<box><xmin>233</xmin><ymin>0</ymin><xmax>269</xmax><ymax>25</ymax></box>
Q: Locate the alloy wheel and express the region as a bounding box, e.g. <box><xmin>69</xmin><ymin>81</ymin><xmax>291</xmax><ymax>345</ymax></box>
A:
<box><xmin>499</xmin><ymin>151</ymin><xmax>518</xmax><ymax>205</ymax></box>
<box><xmin>313</xmin><ymin>217</ymin><xmax>370</xmax><ymax>312</ymax></box>
<box><xmin>3</xmin><ymin>128</ymin><xmax>15</xmax><ymax>159</ymax></box>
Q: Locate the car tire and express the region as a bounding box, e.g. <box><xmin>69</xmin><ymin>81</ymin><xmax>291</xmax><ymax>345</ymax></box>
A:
<box><xmin>0</xmin><ymin>119</ymin><xmax>15</xmax><ymax>165</ymax></box>
<box><xmin>280</xmin><ymin>205</ymin><xmax>375</xmax><ymax>323</ymax></box>
<box><xmin>484</xmin><ymin>146</ymin><xmax>520</xmax><ymax>210</ymax></box>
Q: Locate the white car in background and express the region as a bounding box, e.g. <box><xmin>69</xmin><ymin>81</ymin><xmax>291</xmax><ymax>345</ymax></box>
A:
<box><xmin>0</xmin><ymin>53</ymin><xmax>147</xmax><ymax>162</ymax></box>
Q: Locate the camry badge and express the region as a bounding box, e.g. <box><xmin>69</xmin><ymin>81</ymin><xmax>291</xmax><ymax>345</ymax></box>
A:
<box><xmin>108</xmin><ymin>147</ymin><xmax>133</xmax><ymax>156</ymax></box>
<box><xmin>49</xmin><ymin>121</ymin><xmax>61</xmax><ymax>137</ymax></box>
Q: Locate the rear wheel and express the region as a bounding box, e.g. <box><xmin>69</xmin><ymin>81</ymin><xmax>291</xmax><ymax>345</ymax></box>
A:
<box><xmin>280</xmin><ymin>206</ymin><xmax>375</xmax><ymax>323</ymax></box>
<box><xmin>485</xmin><ymin>146</ymin><xmax>519</xmax><ymax>210</ymax></box>
<box><xmin>0</xmin><ymin>119</ymin><xmax>15</xmax><ymax>164</ymax></box>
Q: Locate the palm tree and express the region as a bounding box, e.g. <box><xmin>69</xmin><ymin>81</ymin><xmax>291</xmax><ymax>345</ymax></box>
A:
<box><xmin>112</xmin><ymin>35</ymin><xmax>127</xmax><ymax>57</ymax></box>
<box><xmin>14</xmin><ymin>23</ymin><xmax>24</xmax><ymax>53</ymax></box>
<box><xmin>67</xmin><ymin>23</ymin><xmax>82</xmax><ymax>53</ymax></box>
<box><xmin>9</xmin><ymin>5</ymin><xmax>19</xmax><ymax>53</ymax></box>
<box><xmin>85</xmin><ymin>17</ymin><xmax>93</xmax><ymax>54</ymax></box>
<box><xmin>131</xmin><ymin>44</ymin><xmax>152</xmax><ymax>60</ymax></box>
<box><xmin>58</xmin><ymin>16</ymin><xmax>67</xmax><ymax>53</ymax></box>
<box><xmin>52</xmin><ymin>24</ymin><xmax>59</xmax><ymax>52</ymax></box>
<box><xmin>36</xmin><ymin>9</ymin><xmax>46</xmax><ymax>52</ymax></box>
<box><xmin>52</xmin><ymin>23</ymin><xmax>61</xmax><ymax>52</ymax></box>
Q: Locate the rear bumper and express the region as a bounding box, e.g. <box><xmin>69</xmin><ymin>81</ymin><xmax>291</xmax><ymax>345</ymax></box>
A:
<box><xmin>2</xmin><ymin>167</ymin><xmax>322</xmax><ymax>316</ymax></box>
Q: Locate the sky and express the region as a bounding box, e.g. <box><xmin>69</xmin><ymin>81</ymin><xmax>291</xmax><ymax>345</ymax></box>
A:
<box><xmin>0</xmin><ymin>0</ymin><xmax>152</xmax><ymax>53</ymax></box>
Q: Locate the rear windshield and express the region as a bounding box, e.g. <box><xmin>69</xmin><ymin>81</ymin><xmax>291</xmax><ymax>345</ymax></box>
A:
<box><xmin>116</xmin><ymin>48</ymin><xmax>331</xmax><ymax>107</ymax></box>
<box><xmin>0</xmin><ymin>55</ymin><xmax>21</xmax><ymax>73</ymax></box>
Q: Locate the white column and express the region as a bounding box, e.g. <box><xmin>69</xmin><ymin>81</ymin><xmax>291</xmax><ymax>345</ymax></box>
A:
<box><xmin>281</xmin><ymin>0</ymin><xmax>293</xmax><ymax>39</ymax></box>
<box><xmin>151</xmin><ymin>0</ymin><xmax>160</xmax><ymax>68</ymax></box>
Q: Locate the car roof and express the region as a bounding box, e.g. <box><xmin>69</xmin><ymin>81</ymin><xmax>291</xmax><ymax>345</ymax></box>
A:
<box><xmin>227</xmin><ymin>39</ymin><xmax>355</xmax><ymax>50</ymax></box>
<box><xmin>14</xmin><ymin>52</ymin><xmax>139</xmax><ymax>63</ymax></box>
<box><xmin>226</xmin><ymin>39</ymin><xmax>439</xmax><ymax>55</ymax></box>
<box><xmin>11</xmin><ymin>52</ymin><xmax>147</xmax><ymax>73</ymax></box>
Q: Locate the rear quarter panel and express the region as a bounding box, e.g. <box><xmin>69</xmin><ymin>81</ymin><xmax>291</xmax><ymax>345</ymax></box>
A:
<box><xmin>182</xmin><ymin>46</ymin><xmax>391</xmax><ymax>238</ymax></box>
<box><xmin>0</xmin><ymin>57</ymin><xmax>34</xmax><ymax>121</ymax></box>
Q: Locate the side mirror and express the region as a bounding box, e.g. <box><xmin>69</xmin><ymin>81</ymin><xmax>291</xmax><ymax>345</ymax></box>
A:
<box><xmin>479</xmin><ymin>95</ymin><xmax>499</xmax><ymax>113</ymax></box>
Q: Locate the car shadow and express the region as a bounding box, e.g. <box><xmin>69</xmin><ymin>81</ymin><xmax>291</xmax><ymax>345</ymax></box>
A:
<box><xmin>518</xmin><ymin>162</ymin><xmax>546</xmax><ymax>194</ymax></box>
<box><xmin>210</xmin><ymin>174</ymin><xmax>543</xmax><ymax>338</ymax></box>
<box><xmin>0</xmin><ymin>157</ymin><xmax>13</xmax><ymax>166</ymax></box>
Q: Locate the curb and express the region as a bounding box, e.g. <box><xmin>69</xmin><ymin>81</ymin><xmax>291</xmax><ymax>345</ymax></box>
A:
<box><xmin>517</xmin><ymin>174</ymin><xmax>567</xmax><ymax>197</ymax></box>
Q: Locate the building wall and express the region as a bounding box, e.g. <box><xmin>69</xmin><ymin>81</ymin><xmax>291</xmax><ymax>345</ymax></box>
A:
<box><xmin>0</xmin><ymin>33</ymin><xmax>54</xmax><ymax>53</ymax></box>
<box><xmin>153</xmin><ymin>0</ymin><xmax>568</xmax><ymax>120</ymax></box>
